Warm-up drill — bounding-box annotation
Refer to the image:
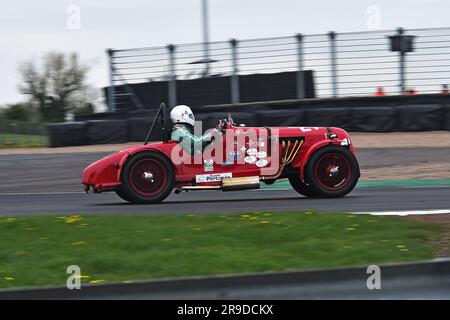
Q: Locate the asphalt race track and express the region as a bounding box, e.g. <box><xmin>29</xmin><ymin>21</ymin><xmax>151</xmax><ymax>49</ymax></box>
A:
<box><xmin>2</xmin><ymin>148</ymin><xmax>450</xmax><ymax>193</ymax></box>
<box><xmin>0</xmin><ymin>186</ymin><xmax>449</xmax><ymax>216</ymax></box>
<box><xmin>0</xmin><ymin>148</ymin><xmax>449</xmax><ymax>216</ymax></box>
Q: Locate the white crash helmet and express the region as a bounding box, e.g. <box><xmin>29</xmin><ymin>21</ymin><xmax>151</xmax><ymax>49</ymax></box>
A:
<box><xmin>170</xmin><ymin>104</ymin><xmax>195</xmax><ymax>127</ymax></box>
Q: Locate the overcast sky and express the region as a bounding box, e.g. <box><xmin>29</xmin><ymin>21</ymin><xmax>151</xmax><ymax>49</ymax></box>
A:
<box><xmin>0</xmin><ymin>0</ymin><xmax>448</xmax><ymax>107</ymax></box>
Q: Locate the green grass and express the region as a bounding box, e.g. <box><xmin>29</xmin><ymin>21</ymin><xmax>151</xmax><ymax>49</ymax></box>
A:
<box><xmin>0</xmin><ymin>133</ymin><xmax>48</xmax><ymax>148</ymax></box>
<box><xmin>0</xmin><ymin>211</ymin><xmax>439</xmax><ymax>288</ymax></box>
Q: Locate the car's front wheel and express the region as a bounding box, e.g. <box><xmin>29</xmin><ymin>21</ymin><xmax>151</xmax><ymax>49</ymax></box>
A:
<box><xmin>304</xmin><ymin>146</ymin><xmax>359</xmax><ymax>198</ymax></box>
<box><xmin>118</xmin><ymin>151</ymin><xmax>174</xmax><ymax>203</ymax></box>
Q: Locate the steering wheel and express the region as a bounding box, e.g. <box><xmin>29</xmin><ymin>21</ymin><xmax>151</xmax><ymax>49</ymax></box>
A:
<box><xmin>216</xmin><ymin>113</ymin><xmax>236</xmax><ymax>133</ymax></box>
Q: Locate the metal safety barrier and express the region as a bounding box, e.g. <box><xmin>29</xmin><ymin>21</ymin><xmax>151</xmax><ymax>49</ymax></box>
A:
<box><xmin>106</xmin><ymin>27</ymin><xmax>450</xmax><ymax>112</ymax></box>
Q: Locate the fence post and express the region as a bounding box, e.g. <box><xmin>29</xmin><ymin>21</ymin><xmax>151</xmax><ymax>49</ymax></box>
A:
<box><xmin>295</xmin><ymin>33</ymin><xmax>305</xmax><ymax>99</ymax></box>
<box><xmin>230</xmin><ymin>38</ymin><xmax>240</xmax><ymax>104</ymax></box>
<box><xmin>106</xmin><ymin>48</ymin><xmax>116</xmax><ymax>112</ymax></box>
<box><xmin>167</xmin><ymin>44</ymin><xmax>177</xmax><ymax>107</ymax></box>
<box><xmin>398</xmin><ymin>28</ymin><xmax>406</xmax><ymax>94</ymax></box>
<box><xmin>202</xmin><ymin>0</ymin><xmax>211</xmax><ymax>77</ymax></box>
<box><xmin>328</xmin><ymin>31</ymin><xmax>338</xmax><ymax>97</ymax></box>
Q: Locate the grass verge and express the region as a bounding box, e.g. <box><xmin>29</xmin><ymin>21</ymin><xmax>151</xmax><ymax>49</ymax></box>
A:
<box><xmin>0</xmin><ymin>133</ymin><xmax>48</xmax><ymax>148</ymax></box>
<box><xmin>0</xmin><ymin>211</ymin><xmax>440</xmax><ymax>288</ymax></box>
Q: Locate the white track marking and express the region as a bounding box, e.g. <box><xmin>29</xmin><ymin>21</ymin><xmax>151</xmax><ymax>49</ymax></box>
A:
<box><xmin>352</xmin><ymin>209</ymin><xmax>450</xmax><ymax>216</ymax></box>
<box><xmin>0</xmin><ymin>192</ymin><xmax>84</xmax><ymax>196</ymax></box>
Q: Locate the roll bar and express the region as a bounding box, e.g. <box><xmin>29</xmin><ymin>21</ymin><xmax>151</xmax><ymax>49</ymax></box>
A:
<box><xmin>144</xmin><ymin>103</ymin><xmax>169</xmax><ymax>145</ymax></box>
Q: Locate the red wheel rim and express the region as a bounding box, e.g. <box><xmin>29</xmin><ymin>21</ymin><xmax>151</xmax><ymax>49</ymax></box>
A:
<box><xmin>314</xmin><ymin>153</ymin><xmax>351</xmax><ymax>191</ymax></box>
<box><xmin>129</xmin><ymin>159</ymin><xmax>167</xmax><ymax>196</ymax></box>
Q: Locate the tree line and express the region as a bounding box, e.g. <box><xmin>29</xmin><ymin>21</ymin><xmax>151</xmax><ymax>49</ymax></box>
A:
<box><xmin>1</xmin><ymin>52</ymin><xmax>96</xmax><ymax>123</ymax></box>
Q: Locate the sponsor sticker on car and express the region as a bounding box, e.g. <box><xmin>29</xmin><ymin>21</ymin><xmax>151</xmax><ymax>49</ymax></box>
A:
<box><xmin>203</xmin><ymin>159</ymin><xmax>214</xmax><ymax>172</ymax></box>
<box><xmin>195</xmin><ymin>173</ymin><xmax>233</xmax><ymax>183</ymax></box>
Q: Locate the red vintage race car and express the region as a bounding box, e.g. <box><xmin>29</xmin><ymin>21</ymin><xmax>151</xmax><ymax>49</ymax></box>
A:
<box><xmin>82</xmin><ymin>103</ymin><xmax>360</xmax><ymax>203</ymax></box>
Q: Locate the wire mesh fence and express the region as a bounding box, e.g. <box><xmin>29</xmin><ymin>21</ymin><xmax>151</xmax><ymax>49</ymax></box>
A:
<box><xmin>108</xmin><ymin>27</ymin><xmax>450</xmax><ymax>111</ymax></box>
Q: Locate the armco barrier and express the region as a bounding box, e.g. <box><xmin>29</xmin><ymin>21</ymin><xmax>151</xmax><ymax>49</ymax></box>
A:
<box><xmin>84</xmin><ymin>120</ymin><xmax>128</xmax><ymax>145</ymax></box>
<box><xmin>304</xmin><ymin>107</ymin><xmax>350</xmax><ymax>130</ymax></box>
<box><xmin>53</xmin><ymin>94</ymin><xmax>450</xmax><ymax>147</ymax></box>
<box><xmin>128</xmin><ymin>117</ymin><xmax>166</xmax><ymax>142</ymax></box>
<box><xmin>398</xmin><ymin>104</ymin><xmax>444</xmax><ymax>132</ymax></box>
<box><xmin>445</xmin><ymin>105</ymin><xmax>450</xmax><ymax>130</ymax></box>
<box><xmin>47</xmin><ymin>122</ymin><xmax>86</xmax><ymax>147</ymax></box>
<box><xmin>348</xmin><ymin>107</ymin><xmax>397</xmax><ymax>132</ymax></box>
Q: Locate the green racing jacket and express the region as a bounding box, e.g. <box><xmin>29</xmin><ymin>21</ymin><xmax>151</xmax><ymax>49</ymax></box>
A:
<box><xmin>171</xmin><ymin>124</ymin><xmax>216</xmax><ymax>155</ymax></box>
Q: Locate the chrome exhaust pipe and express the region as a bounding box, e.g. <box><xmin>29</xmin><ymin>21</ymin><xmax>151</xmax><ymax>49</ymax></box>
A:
<box><xmin>221</xmin><ymin>176</ymin><xmax>260</xmax><ymax>191</ymax></box>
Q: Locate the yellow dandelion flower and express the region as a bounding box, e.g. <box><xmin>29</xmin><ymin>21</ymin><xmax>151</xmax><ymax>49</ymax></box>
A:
<box><xmin>260</xmin><ymin>220</ymin><xmax>270</xmax><ymax>224</ymax></box>
<box><xmin>3</xmin><ymin>277</ymin><xmax>15</xmax><ymax>281</ymax></box>
<box><xmin>249</xmin><ymin>216</ymin><xmax>257</xmax><ymax>220</ymax></box>
<box><xmin>396</xmin><ymin>245</ymin><xmax>406</xmax><ymax>248</ymax></box>
<box><xmin>62</xmin><ymin>215</ymin><xmax>84</xmax><ymax>224</ymax></box>
<box><xmin>262</xmin><ymin>213</ymin><xmax>272</xmax><ymax>216</ymax></box>
<box><xmin>401</xmin><ymin>248</ymin><xmax>409</xmax><ymax>252</ymax></box>
<box><xmin>71</xmin><ymin>241</ymin><xmax>87</xmax><ymax>246</ymax></box>
<box><xmin>240</xmin><ymin>214</ymin><xmax>251</xmax><ymax>218</ymax></box>
<box><xmin>304</xmin><ymin>211</ymin><xmax>313</xmax><ymax>215</ymax></box>
<box><xmin>89</xmin><ymin>280</ymin><xmax>105</xmax><ymax>284</ymax></box>
<box><xmin>346</xmin><ymin>227</ymin><xmax>355</xmax><ymax>231</ymax></box>
<box><xmin>187</xmin><ymin>214</ymin><xmax>195</xmax><ymax>217</ymax></box>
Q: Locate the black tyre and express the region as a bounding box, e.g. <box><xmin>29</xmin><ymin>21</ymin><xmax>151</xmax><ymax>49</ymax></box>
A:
<box><xmin>115</xmin><ymin>187</ymin><xmax>132</xmax><ymax>202</ymax></box>
<box><xmin>119</xmin><ymin>151</ymin><xmax>174</xmax><ymax>203</ymax></box>
<box><xmin>304</xmin><ymin>146</ymin><xmax>359</xmax><ymax>198</ymax></box>
<box><xmin>288</xmin><ymin>174</ymin><xmax>319</xmax><ymax>197</ymax></box>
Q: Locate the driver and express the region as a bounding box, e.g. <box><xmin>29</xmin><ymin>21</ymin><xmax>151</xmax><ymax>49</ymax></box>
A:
<box><xmin>170</xmin><ymin>104</ymin><xmax>222</xmax><ymax>155</ymax></box>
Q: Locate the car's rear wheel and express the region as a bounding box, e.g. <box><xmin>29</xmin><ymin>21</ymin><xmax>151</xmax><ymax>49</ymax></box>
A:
<box><xmin>304</xmin><ymin>146</ymin><xmax>359</xmax><ymax>198</ymax></box>
<box><xmin>118</xmin><ymin>151</ymin><xmax>174</xmax><ymax>203</ymax></box>
<box><xmin>288</xmin><ymin>174</ymin><xmax>319</xmax><ymax>197</ymax></box>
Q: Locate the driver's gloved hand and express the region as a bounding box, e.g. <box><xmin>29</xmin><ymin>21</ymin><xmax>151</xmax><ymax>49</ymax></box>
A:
<box><xmin>211</xmin><ymin>128</ymin><xmax>223</xmax><ymax>136</ymax></box>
